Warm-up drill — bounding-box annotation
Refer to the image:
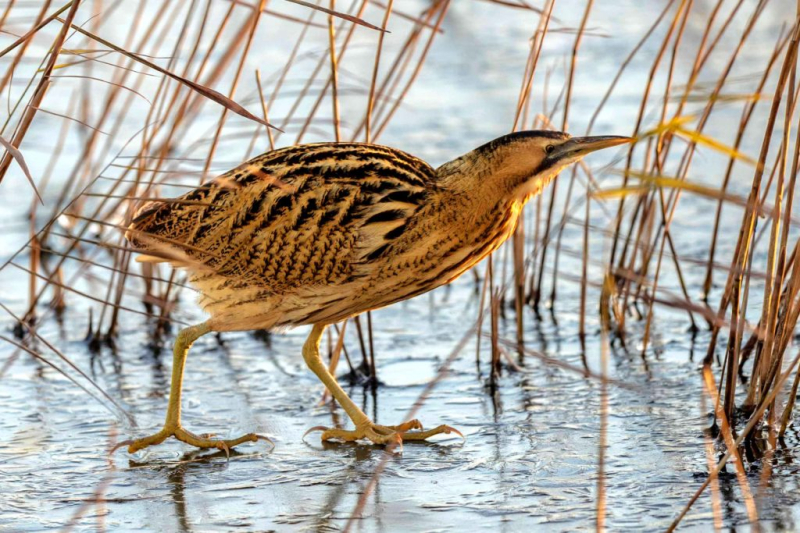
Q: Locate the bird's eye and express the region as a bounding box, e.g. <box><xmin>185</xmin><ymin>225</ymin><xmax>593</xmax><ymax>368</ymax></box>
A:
<box><xmin>545</xmin><ymin>144</ymin><xmax>555</xmax><ymax>155</ymax></box>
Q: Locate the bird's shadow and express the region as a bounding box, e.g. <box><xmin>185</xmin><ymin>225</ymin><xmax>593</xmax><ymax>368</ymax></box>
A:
<box><xmin>124</xmin><ymin>449</ymin><xmax>257</xmax><ymax>533</ymax></box>
<box><xmin>124</xmin><ymin>446</ymin><xmax>266</xmax><ymax>469</ymax></box>
<box><xmin>306</xmin><ymin>436</ymin><xmax>465</xmax><ymax>457</ymax></box>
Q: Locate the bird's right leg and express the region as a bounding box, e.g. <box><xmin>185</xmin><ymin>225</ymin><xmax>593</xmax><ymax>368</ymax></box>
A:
<box><xmin>302</xmin><ymin>324</ymin><xmax>462</xmax><ymax>446</ymax></box>
<box><xmin>122</xmin><ymin>322</ymin><xmax>268</xmax><ymax>455</ymax></box>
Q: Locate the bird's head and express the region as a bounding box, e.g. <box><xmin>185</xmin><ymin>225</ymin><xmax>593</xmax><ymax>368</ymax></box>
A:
<box><xmin>438</xmin><ymin>130</ymin><xmax>630</xmax><ymax>201</ymax></box>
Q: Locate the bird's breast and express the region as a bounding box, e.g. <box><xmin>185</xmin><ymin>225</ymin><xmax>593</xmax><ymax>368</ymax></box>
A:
<box><xmin>427</xmin><ymin>200</ymin><xmax>521</xmax><ymax>284</ymax></box>
<box><xmin>363</xmin><ymin>198</ymin><xmax>521</xmax><ymax>299</ymax></box>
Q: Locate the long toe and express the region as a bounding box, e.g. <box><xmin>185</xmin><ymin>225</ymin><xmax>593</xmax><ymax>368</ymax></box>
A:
<box><xmin>310</xmin><ymin>420</ymin><xmax>461</xmax><ymax>446</ymax></box>
<box><xmin>385</xmin><ymin>419</ymin><xmax>424</xmax><ymax>432</ymax></box>
<box><xmin>173</xmin><ymin>427</ymin><xmax>262</xmax><ymax>450</ymax></box>
<box><xmin>122</xmin><ymin>426</ymin><xmax>270</xmax><ymax>455</ymax></box>
<box><xmin>364</xmin><ymin>426</ymin><xmax>403</xmax><ymax>446</ymax></box>
<box><xmin>317</xmin><ymin>427</ymin><xmax>363</xmax><ymax>443</ymax></box>
<box><xmin>397</xmin><ymin>424</ymin><xmax>464</xmax><ymax>442</ymax></box>
<box><xmin>125</xmin><ymin>428</ymin><xmax>172</xmax><ymax>454</ymax></box>
<box><xmin>312</xmin><ymin>424</ymin><xmax>399</xmax><ymax>444</ymax></box>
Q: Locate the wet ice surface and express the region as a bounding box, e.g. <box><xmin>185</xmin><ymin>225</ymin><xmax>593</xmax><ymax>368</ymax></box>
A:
<box><xmin>4</xmin><ymin>279</ymin><xmax>800</xmax><ymax>533</ymax></box>
<box><xmin>0</xmin><ymin>1</ymin><xmax>798</xmax><ymax>531</ymax></box>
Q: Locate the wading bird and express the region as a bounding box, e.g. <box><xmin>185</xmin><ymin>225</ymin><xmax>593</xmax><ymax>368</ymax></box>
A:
<box><xmin>123</xmin><ymin>130</ymin><xmax>629</xmax><ymax>453</ymax></box>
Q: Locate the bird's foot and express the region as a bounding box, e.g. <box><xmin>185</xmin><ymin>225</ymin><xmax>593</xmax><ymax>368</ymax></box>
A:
<box><xmin>306</xmin><ymin>418</ymin><xmax>463</xmax><ymax>446</ymax></box>
<box><xmin>116</xmin><ymin>424</ymin><xmax>272</xmax><ymax>457</ymax></box>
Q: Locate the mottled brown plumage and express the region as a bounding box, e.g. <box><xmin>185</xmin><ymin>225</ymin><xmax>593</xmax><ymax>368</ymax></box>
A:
<box><xmin>121</xmin><ymin>131</ymin><xmax>629</xmax><ymax>453</ymax></box>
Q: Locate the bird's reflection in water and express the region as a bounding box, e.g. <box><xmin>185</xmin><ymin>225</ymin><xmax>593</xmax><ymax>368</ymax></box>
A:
<box><xmin>145</xmin><ymin>343</ymin><xmax>169</xmax><ymax>402</ymax></box>
<box><xmin>167</xmin><ymin>462</ymin><xmax>194</xmax><ymax>533</ymax></box>
<box><xmin>289</xmin><ymin>436</ymin><xmax>378</xmax><ymax>531</ymax></box>
<box><xmin>318</xmin><ymin>439</ymin><xmax>379</xmax><ymax>460</ymax></box>
<box><xmin>310</xmin><ymin>435</ymin><xmax>461</xmax><ymax>531</ymax></box>
<box><xmin>128</xmin><ymin>448</ymin><xmax>255</xmax><ymax>533</ymax></box>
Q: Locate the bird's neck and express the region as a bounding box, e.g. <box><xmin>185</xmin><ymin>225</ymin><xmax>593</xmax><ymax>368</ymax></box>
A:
<box><xmin>435</xmin><ymin>154</ymin><xmax>525</xmax><ymax>226</ymax></box>
<box><xmin>431</xmin><ymin>173</ymin><xmax>525</xmax><ymax>259</ymax></box>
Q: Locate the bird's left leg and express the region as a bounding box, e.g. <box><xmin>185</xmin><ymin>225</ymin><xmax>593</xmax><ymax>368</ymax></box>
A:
<box><xmin>302</xmin><ymin>324</ymin><xmax>462</xmax><ymax>445</ymax></box>
<box><xmin>123</xmin><ymin>322</ymin><xmax>268</xmax><ymax>455</ymax></box>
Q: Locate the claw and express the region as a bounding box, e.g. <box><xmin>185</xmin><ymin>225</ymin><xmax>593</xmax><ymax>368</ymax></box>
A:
<box><xmin>220</xmin><ymin>441</ymin><xmax>230</xmax><ymax>460</ymax></box>
<box><xmin>110</xmin><ymin>439</ymin><xmax>135</xmax><ymax>455</ymax></box>
<box><xmin>303</xmin><ymin>425</ymin><xmax>331</xmax><ymax>440</ymax></box>
<box><xmin>255</xmin><ymin>433</ymin><xmax>275</xmax><ymax>451</ymax></box>
<box><xmin>123</xmin><ymin>425</ymin><xmax>271</xmax><ymax>456</ymax></box>
<box><xmin>442</xmin><ymin>425</ymin><xmax>465</xmax><ymax>439</ymax></box>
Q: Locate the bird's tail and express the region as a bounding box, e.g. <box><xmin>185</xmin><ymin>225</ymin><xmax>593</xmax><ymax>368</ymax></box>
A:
<box><xmin>125</xmin><ymin>201</ymin><xmax>170</xmax><ymax>263</ymax></box>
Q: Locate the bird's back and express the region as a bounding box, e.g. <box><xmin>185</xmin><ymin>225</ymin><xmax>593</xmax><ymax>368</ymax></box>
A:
<box><xmin>128</xmin><ymin>143</ymin><xmax>439</xmax><ymax>304</ymax></box>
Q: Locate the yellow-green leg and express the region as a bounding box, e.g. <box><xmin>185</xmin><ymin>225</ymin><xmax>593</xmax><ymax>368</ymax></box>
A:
<box><xmin>303</xmin><ymin>324</ymin><xmax>462</xmax><ymax>445</ymax></box>
<box><xmin>123</xmin><ymin>322</ymin><xmax>269</xmax><ymax>455</ymax></box>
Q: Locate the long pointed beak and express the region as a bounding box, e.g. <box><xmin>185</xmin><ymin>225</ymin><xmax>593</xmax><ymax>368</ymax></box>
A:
<box><xmin>553</xmin><ymin>135</ymin><xmax>631</xmax><ymax>160</ymax></box>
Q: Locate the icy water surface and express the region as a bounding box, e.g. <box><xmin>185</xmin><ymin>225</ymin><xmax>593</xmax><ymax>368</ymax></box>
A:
<box><xmin>8</xmin><ymin>280</ymin><xmax>797</xmax><ymax>532</ymax></box>
<box><xmin>1</xmin><ymin>1</ymin><xmax>798</xmax><ymax>531</ymax></box>
<box><xmin>6</xmin><ymin>284</ymin><xmax>800</xmax><ymax>532</ymax></box>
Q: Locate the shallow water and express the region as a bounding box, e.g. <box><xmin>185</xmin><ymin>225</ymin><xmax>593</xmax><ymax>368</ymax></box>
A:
<box><xmin>0</xmin><ymin>1</ymin><xmax>798</xmax><ymax>532</ymax></box>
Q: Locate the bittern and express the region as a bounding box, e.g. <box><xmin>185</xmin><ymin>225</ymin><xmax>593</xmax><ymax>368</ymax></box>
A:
<box><xmin>123</xmin><ymin>130</ymin><xmax>629</xmax><ymax>453</ymax></box>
